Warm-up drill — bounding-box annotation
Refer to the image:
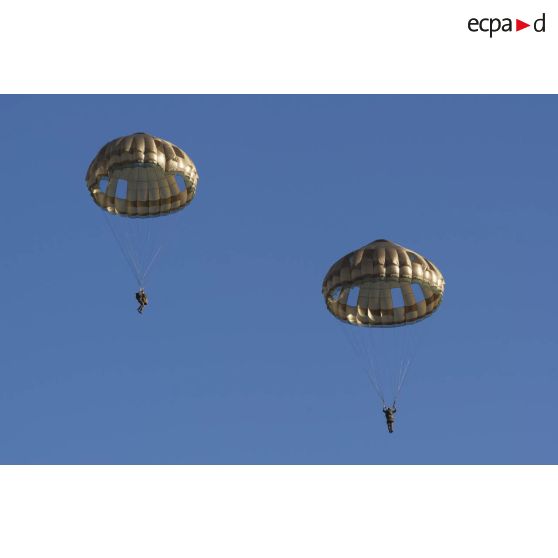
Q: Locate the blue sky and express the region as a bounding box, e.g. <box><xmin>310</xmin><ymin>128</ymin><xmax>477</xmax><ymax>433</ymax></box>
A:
<box><xmin>0</xmin><ymin>95</ymin><xmax>556</xmax><ymax>464</ymax></box>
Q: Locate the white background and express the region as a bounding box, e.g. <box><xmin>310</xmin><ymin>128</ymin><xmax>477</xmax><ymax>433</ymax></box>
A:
<box><xmin>0</xmin><ymin>0</ymin><xmax>556</xmax><ymax>556</ymax></box>
<box><xmin>0</xmin><ymin>0</ymin><xmax>555</xmax><ymax>92</ymax></box>
<box><xmin>0</xmin><ymin>467</ymin><xmax>556</xmax><ymax>557</ymax></box>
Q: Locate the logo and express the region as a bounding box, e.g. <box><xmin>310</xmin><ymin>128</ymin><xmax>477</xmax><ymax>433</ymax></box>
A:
<box><xmin>468</xmin><ymin>13</ymin><xmax>546</xmax><ymax>37</ymax></box>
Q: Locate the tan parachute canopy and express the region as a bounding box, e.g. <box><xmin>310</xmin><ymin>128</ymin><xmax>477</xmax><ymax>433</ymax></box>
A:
<box><xmin>86</xmin><ymin>132</ymin><xmax>199</xmax><ymax>217</ymax></box>
<box><xmin>322</xmin><ymin>239</ymin><xmax>445</xmax><ymax>327</ymax></box>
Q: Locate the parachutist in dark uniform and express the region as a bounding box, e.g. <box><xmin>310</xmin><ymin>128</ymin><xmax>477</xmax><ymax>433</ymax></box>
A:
<box><xmin>135</xmin><ymin>288</ymin><xmax>148</xmax><ymax>314</ymax></box>
<box><xmin>383</xmin><ymin>405</ymin><xmax>396</xmax><ymax>433</ymax></box>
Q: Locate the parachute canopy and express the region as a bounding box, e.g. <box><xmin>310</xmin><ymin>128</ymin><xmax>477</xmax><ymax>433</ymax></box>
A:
<box><xmin>322</xmin><ymin>239</ymin><xmax>445</xmax><ymax>327</ymax></box>
<box><xmin>86</xmin><ymin>132</ymin><xmax>199</xmax><ymax>217</ymax></box>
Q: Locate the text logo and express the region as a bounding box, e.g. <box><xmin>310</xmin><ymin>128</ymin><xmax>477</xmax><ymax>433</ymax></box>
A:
<box><xmin>468</xmin><ymin>13</ymin><xmax>546</xmax><ymax>37</ymax></box>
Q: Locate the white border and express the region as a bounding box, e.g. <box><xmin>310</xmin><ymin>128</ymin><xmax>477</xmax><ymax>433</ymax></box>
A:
<box><xmin>0</xmin><ymin>466</ymin><xmax>556</xmax><ymax>557</ymax></box>
<box><xmin>0</xmin><ymin>1</ymin><xmax>555</xmax><ymax>93</ymax></box>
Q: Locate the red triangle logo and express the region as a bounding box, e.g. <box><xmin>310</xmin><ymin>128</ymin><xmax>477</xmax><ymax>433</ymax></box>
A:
<box><xmin>516</xmin><ymin>19</ymin><xmax>530</xmax><ymax>31</ymax></box>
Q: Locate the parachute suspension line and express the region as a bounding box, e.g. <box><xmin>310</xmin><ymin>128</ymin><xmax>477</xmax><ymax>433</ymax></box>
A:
<box><xmin>135</xmin><ymin>220</ymin><xmax>151</xmax><ymax>286</ymax></box>
<box><xmin>129</xmin><ymin>219</ymin><xmax>147</xmax><ymax>285</ymax></box>
<box><xmin>343</xmin><ymin>320</ymin><xmax>424</xmax><ymax>409</ymax></box>
<box><xmin>116</xmin><ymin>217</ymin><xmax>144</xmax><ymax>286</ymax></box>
<box><xmin>342</xmin><ymin>325</ymin><xmax>385</xmax><ymax>405</ymax></box>
<box><xmin>135</xmin><ymin>218</ymin><xmax>151</xmax><ymax>280</ymax></box>
<box><xmin>394</xmin><ymin>358</ymin><xmax>412</xmax><ymax>405</ymax></box>
<box><xmin>145</xmin><ymin>212</ymin><xmax>181</xmax><ymax>286</ymax></box>
<box><xmin>125</xmin><ymin>219</ymin><xmax>150</xmax><ymax>287</ymax></box>
<box><xmin>140</xmin><ymin>244</ymin><xmax>163</xmax><ymax>285</ymax></box>
<box><xmin>103</xmin><ymin>212</ymin><xmax>143</xmax><ymax>286</ymax></box>
<box><xmin>141</xmin><ymin>220</ymin><xmax>153</xmax><ymax>276</ymax></box>
<box><xmin>123</xmin><ymin>220</ymin><xmax>143</xmax><ymax>283</ymax></box>
<box><xmin>393</xmin><ymin>321</ymin><xmax>421</xmax><ymax>405</ymax></box>
<box><xmin>140</xmin><ymin>218</ymin><xmax>166</xmax><ymax>285</ymax></box>
<box><xmin>361</xmin><ymin>327</ymin><xmax>385</xmax><ymax>404</ymax></box>
<box><xmin>392</xmin><ymin>325</ymin><xmax>409</xmax><ymax>403</ymax></box>
<box><xmin>392</xmin><ymin>330</ymin><xmax>402</xmax><ymax>406</ymax></box>
<box><xmin>103</xmin><ymin>213</ymin><xmax>168</xmax><ymax>289</ymax></box>
<box><xmin>361</xmin><ymin>325</ymin><xmax>401</xmax><ymax>408</ymax></box>
<box><xmin>131</xmin><ymin>220</ymin><xmax>158</xmax><ymax>287</ymax></box>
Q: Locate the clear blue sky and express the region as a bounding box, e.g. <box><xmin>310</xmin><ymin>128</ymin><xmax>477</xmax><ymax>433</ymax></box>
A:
<box><xmin>0</xmin><ymin>95</ymin><xmax>556</xmax><ymax>464</ymax></box>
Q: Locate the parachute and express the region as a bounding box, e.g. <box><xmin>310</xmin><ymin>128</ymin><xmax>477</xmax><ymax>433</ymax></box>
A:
<box><xmin>86</xmin><ymin>132</ymin><xmax>199</xmax><ymax>289</ymax></box>
<box><xmin>322</xmin><ymin>239</ymin><xmax>445</xmax><ymax>407</ymax></box>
